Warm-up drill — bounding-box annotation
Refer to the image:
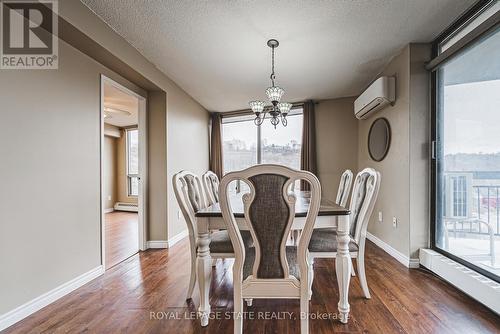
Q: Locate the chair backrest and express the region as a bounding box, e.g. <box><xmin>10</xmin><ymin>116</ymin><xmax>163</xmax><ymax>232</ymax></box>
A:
<box><xmin>219</xmin><ymin>164</ymin><xmax>321</xmax><ymax>282</ymax></box>
<box><xmin>172</xmin><ymin>171</ymin><xmax>207</xmax><ymax>237</ymax></box>
<box><xmin>335</xmin><ymin>169</ymin><xmax>353</xmax><ymax>207</ymax></box>
<box><xmin>202</xmin><ymin>170</ymin><xmax>220</xmax><ymax>206</ymax></box>
<box><xmin>349</xmin><ymin>168</ymin><xmax>381</xmax><ymax>244</ymax></box>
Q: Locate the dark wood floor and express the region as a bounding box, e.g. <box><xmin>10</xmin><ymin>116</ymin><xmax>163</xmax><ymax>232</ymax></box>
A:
<box><xmin>3</xmin><ymin>240</ymin><xmax>499</xmax><ymax>333</ymax></box>
<box><xmin>105</xmin><ymin>211</ymin><xmax>139</xmax><ymax>269</ymax></box>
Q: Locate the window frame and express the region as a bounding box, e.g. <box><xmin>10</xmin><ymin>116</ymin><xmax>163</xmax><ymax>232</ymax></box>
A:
<box><xmin>430</xmin><ymin>0</ymin><xmax>500</xmax><ymax>282</ymax></box>
<box><xmin>126</xmin><ymin>127</ymin><xmax>139</xmax><ymax>197</ymax></box>
<box><xmin>221</xmin><ymin>106</ymin><xmax>303</xmax><ymax>168</ymax></box>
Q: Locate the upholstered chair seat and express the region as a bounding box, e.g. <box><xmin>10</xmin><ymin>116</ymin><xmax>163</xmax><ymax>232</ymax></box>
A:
<box><xmin>244</xmin><ymin>246</ymin><xmax>300</xmax><ymax>280</ymax></box>
<box><xmin>308</xmin><ymin>229</ymin><xmax>359</xmax><ymax>253</ymax></box>
<box><xmin>210</xmin><ymin>230</ymin><xmax>253</xmax><ymax>253</ymax></box>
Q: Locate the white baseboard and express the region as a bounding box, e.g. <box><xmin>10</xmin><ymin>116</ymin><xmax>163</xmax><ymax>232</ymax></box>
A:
<box><xmin>146</xmin><ymin>230</ymin><xmax>188</xmax><ymax>249</ymax></box>
<box><xmin>366</xmin><ymin>232</ymin><xmax>419</xmax><ymax>268</ymax></box>
<box><xmin>146</xmin><ymin>240</ymin><xmax>168</xmax><ymax>249</ymax></box>
<box><xmin>420</xmin><ymin>249</ymin><xmax>500</xmax><ymax>314</ymax></box>
<box><xmin>0</xmin><ymin>265</ymin><xmax>104</xmax><ymax>331</ymax></box>
<box><xmin>104</xmin><ymin>208</ymin><xmax>114</xmax><ymax>214</ymax></box>
<box><xmin>167</xmin><ymin>229</ymin><xmax>188</xmax><ymax>248</ymax></box>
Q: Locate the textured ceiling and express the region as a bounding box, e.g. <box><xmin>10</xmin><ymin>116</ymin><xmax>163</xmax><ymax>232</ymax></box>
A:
<box><xmin>82</xmin><ymin>0</ymin><xmax>476</xmax><ymax>112</ymax></box>
<box><xmin>103</xmin><ymin>82</ymin><xmax>138</xmax><ymax>127</ymax></box>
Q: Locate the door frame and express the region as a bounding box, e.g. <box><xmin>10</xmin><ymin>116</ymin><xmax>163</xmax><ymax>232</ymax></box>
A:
<box><xmin>100</xmin><ymin>74</ymin><xmax>148</xmax><ymax>269</ymax></box>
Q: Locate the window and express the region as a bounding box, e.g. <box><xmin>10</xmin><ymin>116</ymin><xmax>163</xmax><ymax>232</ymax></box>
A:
<box><xmin>432</xmin><ymin>2</ymin><xmax>500</xmax><ymax>281</ymax></box>
<box><xmin>222</xmin><ymin>108</ymin><xmax>303</xmax><ymax>173</ymax></box>
<box><xmin>126</xmin><ymin>128</ymin><xmax>139</xmax><ymax>197</ymax></box>
<box><xmin>222</xmin><ymin>109</ymin><xmax>303</xmax><ymax>191</ymax></box>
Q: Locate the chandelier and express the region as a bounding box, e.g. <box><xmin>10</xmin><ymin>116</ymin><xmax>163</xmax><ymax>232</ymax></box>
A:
<box><xmin>249</xmin><ymin>39</ymin><xmax>292</xmax><ymax>128</ymax></box>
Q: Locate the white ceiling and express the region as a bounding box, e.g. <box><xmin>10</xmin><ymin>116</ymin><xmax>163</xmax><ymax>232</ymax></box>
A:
<box><xmin>103</xmin><ymin>82</ymin><xmax>138</xmax><ymax>127</ymax></box>
<box><xmin>82</xmin><ymin>0</ymin><xmax>476</xmax><ymax>112</ymax></box>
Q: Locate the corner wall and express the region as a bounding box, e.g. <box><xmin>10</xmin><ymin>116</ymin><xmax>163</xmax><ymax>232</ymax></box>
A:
<box><xmin>315</xmin><ymin>97</ymin><xmax>359</xmax><ymax>201</ymax></box>
<box><xmin>357</xmin><ymin>44</ymin><xmax>431</xmax><ymax>261</ymax></box>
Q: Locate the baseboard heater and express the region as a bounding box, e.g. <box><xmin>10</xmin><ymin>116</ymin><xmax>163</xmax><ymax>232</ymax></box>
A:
<box><xmin>420</xmin><ymin>249</ymin><xmax>500</xmax><ymax>314</ymax></box>
<box><xmin>113</xmin><ymin>202</ymin><xmax>138</xmax><ymax>212</ymax></box>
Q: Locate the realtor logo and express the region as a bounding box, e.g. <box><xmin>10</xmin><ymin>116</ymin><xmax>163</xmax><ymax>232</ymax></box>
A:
<box><xmin>1</xmin><ymin>0</ymin><xmax>58</xmax><ymax>69</ymax></box>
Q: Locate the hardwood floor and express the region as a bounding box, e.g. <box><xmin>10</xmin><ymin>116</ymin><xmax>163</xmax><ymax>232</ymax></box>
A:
<box><xmin>3</xmin><ymin>240</ymin><xmax>499</xmax><ymax>333</ymax></box>
<box><xmin>105</xmin><ymin>211</ymin><xmax>139</xmax><ymax>269</ymax></box>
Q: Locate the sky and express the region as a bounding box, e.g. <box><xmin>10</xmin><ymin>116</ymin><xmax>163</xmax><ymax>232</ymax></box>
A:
<box><xmin>443</xmin><ymin>79</ymin><xmax>500</xmax><ymax>155</ymax></box>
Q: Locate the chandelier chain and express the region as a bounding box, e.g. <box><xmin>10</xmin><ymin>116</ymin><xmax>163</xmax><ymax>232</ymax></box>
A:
<box><xmin>270</xmin><ymin>45</ymin><xmax>275</xmax><ymax>86</ymax></box>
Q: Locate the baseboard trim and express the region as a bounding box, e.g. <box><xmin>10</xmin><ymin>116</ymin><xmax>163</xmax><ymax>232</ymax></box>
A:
<box><xmin>366</xmin><ymin>232</ymin><xmax>419</xmax><ymax>268</ymax></box>
<box><xmin>0</xmin><ymin>265</ymin><xmax>104</xmax><ymax>331</ymax></box>
<box><xmin>420</xmin><ymin>249</ymin><xmax>500</xmax><ymax>314</ymax></box>
<box><xmin>146</xmin><ymin>230</ymin><xmax>189</xmax><ymax>249</ymax></box>
<box><xmin>104</xmin><ymin>208</ymin><xmax>114</xmax><ymax>214</ymax></box>
<box><xmin>167</xmin><ymin>229</ymin><xmax>188</xmax><ymax>248</ymax></box>
<box><xmin>146</xmin><ymin>240</ymin><xmax>168</xmax><ymax>249</ymax></box>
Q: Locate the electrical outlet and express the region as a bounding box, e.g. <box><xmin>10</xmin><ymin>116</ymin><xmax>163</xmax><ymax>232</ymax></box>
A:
<box><xmin>378</xmin><ymin>211</ymin><xmax>383</xmax><ymax>222</ymax></box>
<box><xmin>107</xmin><ymin>195</ymin><xmax>112</xmax><ymax>201</ymax></box>
<box><xmin>178</xmin><ymin>210</ymin><xmax>182</xmax><ymax>219</ymax></box>
<box><xmin>392</xmin><ymin>217</ymin><xmax>397</xmax><ymax>228</ymax></box>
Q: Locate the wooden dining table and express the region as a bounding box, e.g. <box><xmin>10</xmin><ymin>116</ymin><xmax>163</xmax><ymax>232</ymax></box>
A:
<box><xmin>194</xmin><ymin>191</ymin><xmax>353</xmax><ymax>326</ymax></box>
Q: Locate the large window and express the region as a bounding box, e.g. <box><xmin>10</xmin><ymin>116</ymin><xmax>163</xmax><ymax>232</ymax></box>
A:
<box><xmin>432</xmin><ymin>2</ymin><xmax>500</xmax><ymax>281</ymax></box>
<box><xmin>126</xmin><ymin>128</ymin><xmax>139</xmax><ymax>197</ymax></box>
<box><xmin>222</xmin><ymin>109</ymin><xmax>303</xmax><ymax>174</ymax></box>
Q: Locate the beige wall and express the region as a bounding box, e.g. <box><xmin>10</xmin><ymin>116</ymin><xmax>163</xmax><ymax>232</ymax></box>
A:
<box><xmin>148</xmin><ymin>91</ymin><xmax>168</xmax><ymax>240</ymax></box>
<box><xmin>358</xmin><ymin>46</ymin><xmax>411</xmax><ymax>257</ymax></box>
<box><xmin>104</xmin><ymin>135</ymin><xmax>118</xmax><ymax>210</ymax></box>
<box><xmin>1</xmin><ymin>0</ymin><xmax>209</xmax><ymax>316</ymax></box>
<box><xmin>357</xmin><ymin>44</ymin><xmax>431</xmax><ymax>260</ymax></box>
<box><xmin>58</xmin><ymin>0</ymin><xmax>210</xmax><ymax>242</ymax></box>
<box><xmin>0</xmin><ymin>40</ymin><xmax>145</xmax><ymax>314</ymax></box>
<box><xmin>409</xmin><ymin>44</ymin><xmax>431</xmax><ymax>258</ymax></box>
<box><xmin>315</xmin><ymin>97</ymin><xmax>359</xmax><ymax>201</ymax></box>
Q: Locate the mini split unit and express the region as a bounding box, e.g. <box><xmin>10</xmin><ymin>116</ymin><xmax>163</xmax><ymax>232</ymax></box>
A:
<box><xmin>354</xmin><ymin>76</ymin><xmax>396</xmax><ymax>119</ymax></box>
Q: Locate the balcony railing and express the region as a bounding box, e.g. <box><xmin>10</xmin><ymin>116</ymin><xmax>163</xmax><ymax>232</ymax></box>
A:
<box><xmin>474</xmin><ymin>185</ymin><xmax>500</xmax><ymax>236</ymax></box>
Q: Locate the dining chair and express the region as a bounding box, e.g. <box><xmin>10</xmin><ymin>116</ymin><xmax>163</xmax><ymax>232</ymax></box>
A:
<box><xmin>336</xmin><ymin>169</ymin><xmax>353</xmax><ymax>207</ymax></box>
<box><xmin>220</xmin><ymin>164</ymin><xmax>321</xmax><ymax>334</ymax></box>
<box><xmin>202</xmin><ymin>170</ymin><xmax>220</xmax><ymax>206</ymax></box>
<box><xmin>173</xmin><ymin>170</ymin><xmax>253</xmax><ymax>301</ymax></box>
<box><xmin>308</xmin><ymin>168</ymin><xmax>381</xmax><ymax>299</ymax></box>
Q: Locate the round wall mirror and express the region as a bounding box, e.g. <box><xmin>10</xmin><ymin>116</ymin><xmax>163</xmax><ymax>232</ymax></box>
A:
<box><xmin>368</xmin><ymin>117</ymin><xmax>391</xmax><ymax>162</ymax></box>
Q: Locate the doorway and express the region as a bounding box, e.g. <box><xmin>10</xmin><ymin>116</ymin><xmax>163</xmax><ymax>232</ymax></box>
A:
<box><xmin>101</xmin><ymin>75</ymin><xmax>147</xmax><ymax>270</ymax></box>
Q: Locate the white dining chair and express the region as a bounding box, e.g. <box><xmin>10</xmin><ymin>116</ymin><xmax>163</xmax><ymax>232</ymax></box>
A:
<box><xmin>173</xmin><ymin>170</ymin><xmax>253</xmax><ymax>300</ymax></box>
<box><xmin>308</xmin><ymin>168</ymin><xmax>381</xmax><ymax>299</ymax></box>
<box><xmin>202</xmin><ymin>170</ymin><xmax>220</xmax><ymax>206</ymax></box>
<box><xmin>336</xmin><ymin>169</ymin><xmax>353</xmax><ymax>207</ymax></box>
<box><xmin>220</xmin><ymin>164</ymin><xmax>321</xmax><ymax>334</ymax></box>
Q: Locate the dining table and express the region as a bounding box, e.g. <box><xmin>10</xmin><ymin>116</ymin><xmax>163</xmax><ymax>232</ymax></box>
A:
<box><xmin>194</xmin><ymin>191</ymin><xmax>352</xmax><ymax>326</ymax></box>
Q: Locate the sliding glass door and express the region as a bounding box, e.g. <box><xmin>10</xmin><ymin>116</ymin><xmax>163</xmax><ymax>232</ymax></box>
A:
<box><xmin>434</xmin><ymin>20</ymin><xmax>500</xmax><ymax>280</ymax></box>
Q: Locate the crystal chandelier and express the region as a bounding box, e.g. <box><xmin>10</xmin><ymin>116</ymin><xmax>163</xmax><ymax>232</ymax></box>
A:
<box><xmin>249</xmin><ymin>39</ymin><xmax>292</xmax><ymax>128</ymax></box>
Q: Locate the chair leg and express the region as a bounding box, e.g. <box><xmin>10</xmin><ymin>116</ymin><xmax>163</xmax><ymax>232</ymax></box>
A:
<box><xmin>186</xmin><ymin>245</ymin><xmax>197</xmax><ymax>300</ymax></box>
<box><xmin>358</xmin><ymin>253</ymin><xmax>371</xmax><ymax>299</ymax></box>
<box><xmin>245</xmin><ymin>298</ymin><xmax>253</xmax><ymax>306</ymax></box>
<box><xmin>300</xmin><ymin>290</ymin><xmax>309</xmax><ymax>334</ymax></box>
<box><xmin>211</xmin><ymin>258</ymin><xmax>217</xmax><ymax>267</ymax></box>
<box><xmin>350</xmin><ymin>258</ymin><xmax>356</xmax><ymax>277</ymax></box>
<box><xmin>234</xmin><ymin>296</ymin><xmax>243</xmax><ymax>334</ymax></box>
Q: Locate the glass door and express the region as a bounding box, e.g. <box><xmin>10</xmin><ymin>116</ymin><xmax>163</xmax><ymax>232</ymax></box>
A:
<box><xmin>434</xmin><ymin>25</ymin><xmax>500</xmax><ymax>281</ymax></box>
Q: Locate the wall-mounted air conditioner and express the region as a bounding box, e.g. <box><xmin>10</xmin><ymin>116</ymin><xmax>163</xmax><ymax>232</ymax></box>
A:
<box><xmin>354</xmin><ymin>76</ymin><xmax>395</xmax><ymax>119</ymax></box>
